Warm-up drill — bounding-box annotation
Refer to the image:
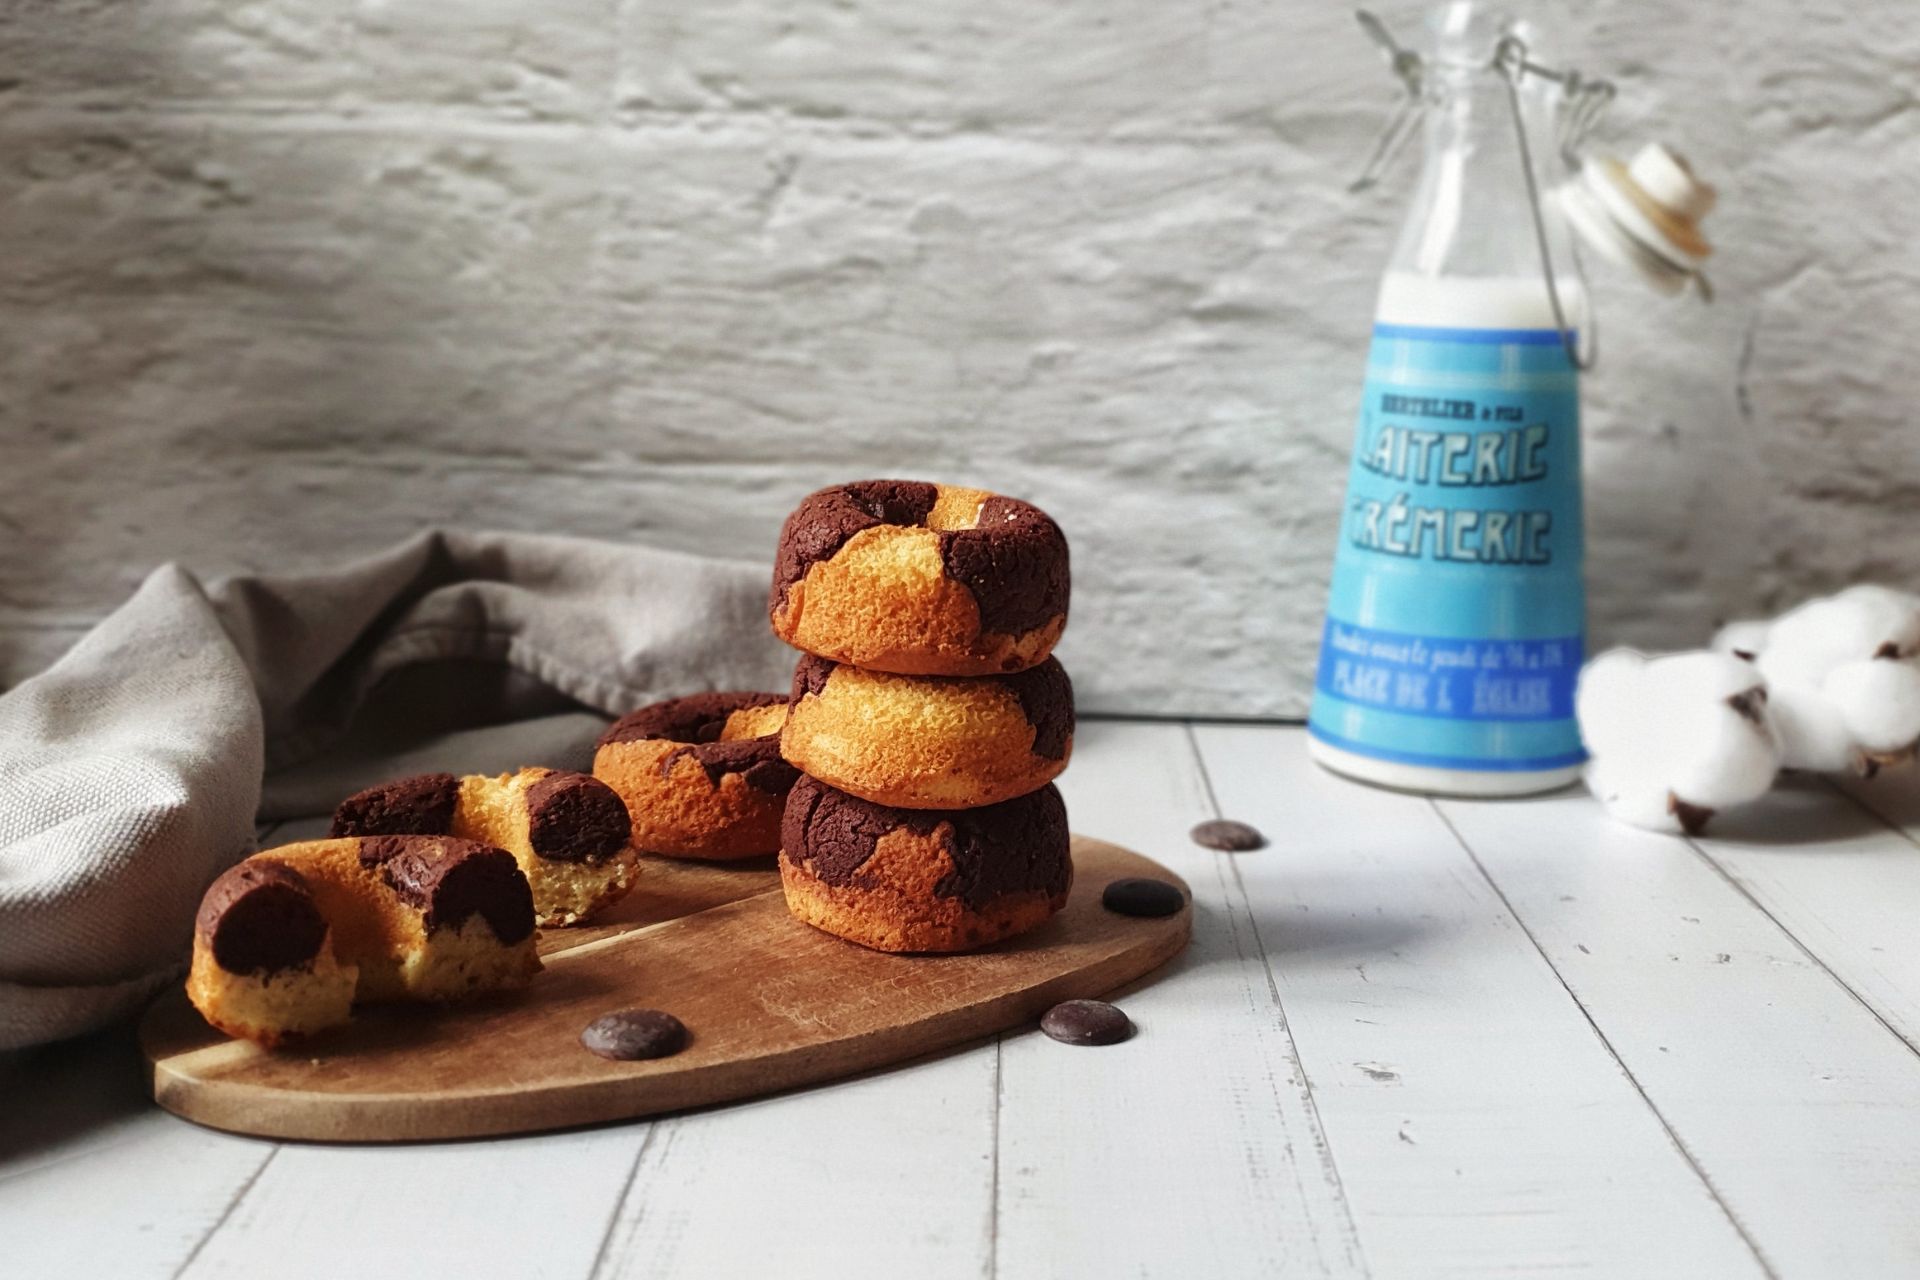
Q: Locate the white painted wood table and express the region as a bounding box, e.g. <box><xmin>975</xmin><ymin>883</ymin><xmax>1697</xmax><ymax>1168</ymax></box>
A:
<box><xmin>8</xmin><ymin>720</ymin><xmax>1920</xmax><ymax>1279</ymax></box>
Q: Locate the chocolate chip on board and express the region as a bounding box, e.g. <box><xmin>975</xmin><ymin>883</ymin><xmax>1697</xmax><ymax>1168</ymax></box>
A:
<box><xmin>1039</xmin><ymin>999</ymin><xmax>1134</xmax><ymax>1047</ymax></box>
<box><xmin>1190</xmin><ymin>819</ymin><xmax>1266</xmax><ymax>851</ymax></box>
<box><xmin>1101</xmin><ymin>877</ymin><xmax>1187</xmax><ymax>918</ymax></box>
<box><xmin>581</xmin><ymin>1009</ymin><xmax>689</xmax><ymax>1061</ymax></box>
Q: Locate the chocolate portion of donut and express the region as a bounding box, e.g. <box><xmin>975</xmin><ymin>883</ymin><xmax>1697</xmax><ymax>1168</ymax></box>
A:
<box><xmin>360</xmin><ymin>836</ymin><xmax>536</xmax><ymax>943</ymax></box>
<box><xmin>937</xmin><ymin>495</ymin><xmax>1071</xmax><ymax>636</ymax></box>
<box><xmin>770</xmin><ymin>480</ymin><xmax>940</xmax><ymax>606</ymax></box>
<box><xmin>660</xmin><ymin>742</ymin><xmax>800</xmax><ymax>795</ymax></box>
<box><xmin>328</xmin><ymin>772</ymin><xmax>459</xmax><ymax>839</ymax></box>
<box><xmin>525</xmin><ymin>772</ymin><xmax>631</xmax><ymax>863</ymax></box>
<box><xmin>782</xmin><ymin>775</ymin><xmax>1071</xmax><ymax>910</ymax></box>
<box><xmin>1002</xmin><ymin>659</ymin><xmax>1075</xmax><ymax>760</ymax></box>
<box><xmin>600</xmin><ymin>691</ymin><xmax>794</xmax><ymax>793</ymax></box>
<box><xmin>599</xmin><ymin>691</ymin><xmax>786</xmax><ymax>747</ymax></box>
<box><xmin>791</xmin><ymin>653</ymin><xmax>835</xmax><ymax>700</ymax></box>
<box><xmin>196</xmin><ymin>859</ymin><xmax>329</xmax><ymax>976</ymax></box>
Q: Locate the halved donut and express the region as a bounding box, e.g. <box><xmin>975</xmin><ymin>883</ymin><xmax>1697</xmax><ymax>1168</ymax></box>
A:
<box><xmin>780</xmin><ymin>774</ymin><xmax>1073</xmax><ymax>953</ymax></box>
<box><xmin>331</xmin><ymin>768</ymin><xmax>640</xmax><ymax>927</ymax></box>
<box><xmin>593</xmin><ymin>691</ymin><xmax>797</xmax><ymax>860</ymax></box>
<box><xmin>781</xmin><ymin>653</ymin><xmax>1072</xmax><ymax>809</ymax></box>
<box><xmin>770</xmin><ymin>480</ymin><xmax>1069</xmax><ymax>676</ymax></box>
<box><xmin>187</xmin><ymin>835</ymin><xmax>541</xmax><ymax>1046</ymax></box>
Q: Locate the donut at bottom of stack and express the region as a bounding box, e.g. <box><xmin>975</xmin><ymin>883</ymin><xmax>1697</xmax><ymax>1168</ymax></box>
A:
<box><xmin>779</xmin><ymin>774</ymin><xmax>1072</xmax><ymax>953</ymax></box>
<box><xmin>187</xmin><ymin>835</ymin><xmax>541</xmax><ymax>1046</ymax></box>
<box><xmin>331</xmin><ymin>768</ymin><xmax>639</xmax><ymax>927</ymax></box>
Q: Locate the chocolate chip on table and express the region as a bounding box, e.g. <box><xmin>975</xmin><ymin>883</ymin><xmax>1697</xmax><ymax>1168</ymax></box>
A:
<box><xmin>581</xmin><ymin>1009</ymin><xmax>688</xmax><ymax>1061</ymax></box>
<box><xmin>1190</xmin><ymin>819</ymin><xmax>1266</xmax><ymax>851</ymax></box>
<box><xmin>1040</xmin><ymin>999</ymin><xmax>1134</xmax><ymax>1047</ymax></box>
<box><xmin>1101</xmin><ymin>877</ymin><xmax>1186</xmax><ymax>918</ymax></box>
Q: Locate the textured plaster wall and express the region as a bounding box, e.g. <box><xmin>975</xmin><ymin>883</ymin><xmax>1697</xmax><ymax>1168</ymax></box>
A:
<box><xmin>2</xmin><ymin>0</ymin><xmax>1916</xmax><ymax>715</ymax></box>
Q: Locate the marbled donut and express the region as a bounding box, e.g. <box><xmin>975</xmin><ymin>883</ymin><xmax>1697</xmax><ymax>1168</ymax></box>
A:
<box><xmin>186</xmin><ymin>835</ymin><xmax>541</xmax><ymax>1047</ymax></box>
<box><xmin>780</xmin><ymin>774</ymin><xmax>1073</xmax><ymax>953</ymax></box>
<box><xmin>593</xmin><ymin>692</ymin><xmax>797</xmax><ymax>861</ymax></box>
<box><xmin>770</xmin><ymin>480</ymin><xmax>1069</xmax><ymax>676</ymax></box>
<box><xmin>781</xmin><ymin>653</ymin><xmax>1073</xmax><ymax>809</ymax></box>
<box><xmin>332</xmin><ymin>768</ymin><xmax>640</xmax><ymax>927</ymax></box>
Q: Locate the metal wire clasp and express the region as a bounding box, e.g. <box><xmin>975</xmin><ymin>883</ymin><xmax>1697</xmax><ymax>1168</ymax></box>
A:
<box><xmin>1494</xmin><ymin>33</ymin><xmax>1598</xmax><ymax>370</ymax></box>
<box><xmin>1348</xmin><ymin>10</ymin><xmax>1429</xmax><ymax>194</ymax></box>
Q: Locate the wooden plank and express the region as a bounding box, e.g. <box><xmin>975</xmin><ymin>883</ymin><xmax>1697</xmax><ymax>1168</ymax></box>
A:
<box><xmin>0</xmin><ymin>1031</ymin><xmax>273</xmax><ymax>1279</ymax></box>
<box><xmin>1701</xmin><ymin>769</ymin><xmax>1920</xmax><ymax>1049</ymax></box>
<box><xmin>177</xmin><ymin>1125</ymin><xmax>647</xmax><ymax>1280</ymax></box>
<box><xmin>1193</xmin><ymin>725</ymin><xmax>1764</xmax><ymax>1278</ymax></box>
<box><xmin>594</xmin><ymin>1050</ymin><xmax>997</xmax><ymax>1280</ymax></box>
<box><xmin>144</xmin><ymin>837</ymin><xmax>1188</xmax><ymax>1141</ymax></box>
<box><xmin>1443</xmin><ymin>780</ymin><xmax>1920</xmax><ymax>1276</ymax></box>
<box><xmin>1831</xmin><ymin>762</ymin><xmax>1920</xmax><ymax>838</ymax></box>
<box><xmin>995</xmin><ymin>720</ymin><xmax>1364</xmax><ymax>1279</ymax></box>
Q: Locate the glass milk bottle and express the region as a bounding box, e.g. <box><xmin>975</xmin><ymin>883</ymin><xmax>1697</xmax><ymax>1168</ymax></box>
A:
<box><xmin>1307</xmin><ymin>2</ymin><xmax>1591</xmax><ymax>796</ymax></box>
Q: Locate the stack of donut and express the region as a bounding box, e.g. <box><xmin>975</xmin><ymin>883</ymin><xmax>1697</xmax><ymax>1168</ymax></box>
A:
<box><xmin>769</xmin><ymin>480</ymin><xmax>1076</xmax><ymax>952</ymax></box>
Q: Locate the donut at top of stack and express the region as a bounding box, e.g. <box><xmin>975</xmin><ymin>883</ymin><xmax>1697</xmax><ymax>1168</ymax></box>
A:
<box><xmin>769</xmin><ymin>480</ymin><xmax>1069</xmax><ymax>676</ymax></box>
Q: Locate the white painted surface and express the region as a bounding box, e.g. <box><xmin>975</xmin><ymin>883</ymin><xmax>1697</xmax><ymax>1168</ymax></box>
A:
<box><xmin>595</xmin><ymin>1051</ymin><xmax>996</xmax><ymax>1280</ymax></box>
<box><xmin>1440</xmin><ymin>786</ymin><xmax>1920</xmax><ymax>1276</ymax></box>
<box><xmin>1196</xmin><ymin>725</ymin><xmax>1764</xmax><ymax>1278</ymax></box>
<box><xmin>1007</xmin><ymin>722</ymin><xmax>1363</xmax><ymax>1278</ymax></box>
<box><xmin>9</xmin><ymin>722</ymin><xmax>1920</xmax><ymax>1278</ymax></box>
<box><xmin>3</xmin><ymin>2</ymin><xmax>1918</xmax><ymax>715</ymax></box>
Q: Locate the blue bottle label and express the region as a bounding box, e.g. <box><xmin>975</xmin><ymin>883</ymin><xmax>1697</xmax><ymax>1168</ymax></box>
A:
<box><xmin>1307</xmin><ymin>321</ymin><xmax>1587</xmax><ymax>773</ymax></box>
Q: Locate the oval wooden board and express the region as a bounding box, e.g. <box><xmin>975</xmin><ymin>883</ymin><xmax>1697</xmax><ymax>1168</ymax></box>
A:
<box><xmin>142</xmin><ymin>835</ymin><xmax>1190</xmax><ymax>1142</ymax></box>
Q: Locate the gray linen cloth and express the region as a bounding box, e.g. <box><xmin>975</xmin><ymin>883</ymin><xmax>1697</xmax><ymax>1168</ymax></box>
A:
<box><xmin>0</xmin><ymin>530</ymin><xmax>795</xmax><ymax>1050</ymax></box>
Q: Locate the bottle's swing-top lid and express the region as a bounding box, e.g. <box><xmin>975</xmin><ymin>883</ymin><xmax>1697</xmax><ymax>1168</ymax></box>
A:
<box><xmin>1556</xmin><ymin>143</ymin><xmax>1717</xmax><ymax>297</ymax></box>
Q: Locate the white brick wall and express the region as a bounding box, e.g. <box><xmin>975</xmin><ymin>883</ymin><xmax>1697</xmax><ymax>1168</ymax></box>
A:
<box><xmin>3</xmin><ymin>0</ymin><xmax>1916</xmax><ymax>715</ymax></box>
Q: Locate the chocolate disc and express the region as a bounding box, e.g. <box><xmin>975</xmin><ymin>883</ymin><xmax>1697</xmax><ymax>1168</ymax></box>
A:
<box><xmin>1101</xmin><ymin>877</ymin><xmax>1186</xmax><ymax>918</ymax></box>
<box><xmin>1039</xmin><ymin>999</ymin><xmax>1134</xmax><ymax>1047</ymax></box>
<box><xmin>1190</xmin><ymin>819</ymin><xmax>1266</xmax><ymax>851</ymax></box>
<box><xmin>581</xmin><ymin>1009</ymin><xmax>689</xmax><ymax>1061</ymax></box>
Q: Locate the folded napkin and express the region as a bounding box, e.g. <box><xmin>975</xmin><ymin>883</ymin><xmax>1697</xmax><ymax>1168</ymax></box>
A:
<box><xmin>0</xmin><ymin>530</ymin><xmax>795</xmax><ymax>1050</ymax></box>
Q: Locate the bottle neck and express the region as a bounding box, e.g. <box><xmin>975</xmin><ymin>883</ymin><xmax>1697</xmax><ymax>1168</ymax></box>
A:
<box><xmin>1386</xmin><ymin>64</ymin><xmax>1577</xmax><ymax>297</ymax></box>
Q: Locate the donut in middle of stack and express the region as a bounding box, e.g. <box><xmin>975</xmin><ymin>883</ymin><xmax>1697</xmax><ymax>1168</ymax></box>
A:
<box><xmin>770</xmin><ymin>479</ymin><xmax>1076</xmax><ymax>953</ymax></box>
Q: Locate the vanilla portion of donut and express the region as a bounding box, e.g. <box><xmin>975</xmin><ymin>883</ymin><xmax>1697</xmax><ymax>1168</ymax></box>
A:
<box><xmin>186</xmin><ymin>934</ymin><xmax>356</xmax><ymax>1046</ymax></box>
<box><xmin>927</xmin><ymin>485</ymin><xmax>991</xmax><ymax>531</ymax></box>
<box><xmin>395</xmin><ymin>914</ymin><xmax>545</xmax><ymax>1001</ymax></box>
<box><xmin>453</xmin><ymin>769</ymin><xmax>641</xmax><ymax>927</ymax></box>
<box><xmin>722</xmin><ymin>701</ymin><xmax>789</xmax><ymax>741</ymax></box>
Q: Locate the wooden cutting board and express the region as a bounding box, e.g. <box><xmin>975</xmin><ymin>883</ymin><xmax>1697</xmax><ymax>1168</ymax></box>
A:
<box><xmin>141</xmin><ymin>835</ymin><xmax>1190</xmax><ymax>1142</ymax></box>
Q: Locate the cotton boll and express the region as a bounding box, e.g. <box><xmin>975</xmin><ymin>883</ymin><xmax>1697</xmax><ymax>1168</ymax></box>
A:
<box><xmin>1574</xmin><ymin>648</ymin><xmax>1651</xmax><ymax>749</ymax></box>
<box><xmin>1759</xmin><ymin>585</ymin><xmax>1920</xmax><ymax>689</ymax></box>
<box><xmin>1710</xmin><ymin>619</ymin><xmax>1772</xmax><ymax>658</ymax></box>
<box><xmin>1760</xmin><ymin>681</ymin><xmax>1857</xmax><ymax>774</ymax></box>
<box><xmin>1576</xmin><ymin>649</ymin><xmax>1781</xmax><ymax>833</ymax></box>
<box><xmin>1836</xmin><ymin>584</ymin><xmax>1920</xmax><ymax>642</ymax></box>
<box><xmin>1824</xmin><ymin>656</ymin><xmax>1920</xmax><ymax>759</ymax></box>
<box><xmin>1585</xmin><ymin>758</ymin><xmax>1687</xmax><ymax>833</ymax></box>
<box><xmin>1656</xmin><ymin>655</ymin><xmax>1781</xmax><ymax>810</ymax></box>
